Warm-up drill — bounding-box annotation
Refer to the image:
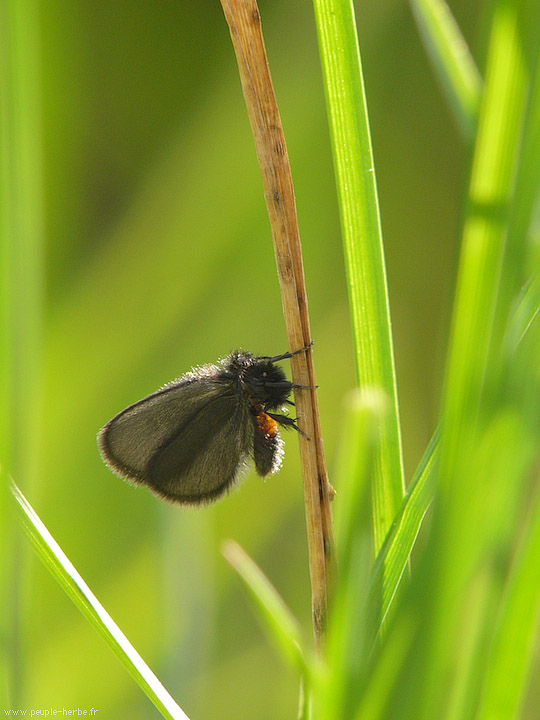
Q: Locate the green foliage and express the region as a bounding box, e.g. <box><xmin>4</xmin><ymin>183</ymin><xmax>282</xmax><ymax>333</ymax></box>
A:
<box><xmin>4</xmin><ymin>0</ymin><xmax>540</xmax><ymax>718</ymax></box>
<box><xmin>309</xmin><ymin>0</ymin><xmax>540</xmax><ymax>717</ymax></box>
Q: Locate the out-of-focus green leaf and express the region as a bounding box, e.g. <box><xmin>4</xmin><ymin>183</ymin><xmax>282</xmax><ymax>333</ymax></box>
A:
<box><xmin>477</xmin><ymin>479</ymin><xmax>540</xmax><ymax>719</ymax></box>
<box><xmin>318</xmin><ymin>389</ymin><xmax>385</xmax><ymax>720</ymax></box>
<box><xmin>221</xmin><ymin>539</ymin><xmax>309</xmax><ymax>679</ymax></box>
<box><xmin>1</xmin><ymin>0</ymin><xmax>46</xmax><ymax>705</ymax></box>
<box><xmin>411</xmin><ymin>0</ymin><xmax>540</xmax><ymax>714</ymax></box>
<box><xmin>410</xmin><ymin>0</ymin><xmax>482</xmax><ymax>140</ymax></box>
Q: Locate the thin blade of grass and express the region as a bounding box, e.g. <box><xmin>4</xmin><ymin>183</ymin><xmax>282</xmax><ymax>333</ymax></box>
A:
<box><xmin>415</xmin><ymin>0</ymin><xmax>540</xmax><ymax>714</ymax></box>
<box><xmin>474</xmin><ymin>211</ymin><xmax>540</xmax><ymax>718</ymax></box>
<box><xmin>312</xmin><ymin>0</ymin><xmax>405</xmax><ymax>555</ymax></box>
<box><xmin>318</xmin><ymin>389</ymin><xmax>386</xmax><ymax>720</ymax></box>
<box><xmin>368</xmin><ymin>426</ymin><xmax>440</xmax><ymax>634</ymax></box>
<box><xmin>506</xmin><ymin>275</ymin><xmax>540</xmax><ymax>352</ymax></box>
<box><xmin>222</xmin><ymin>540</ymin><xmax>312</xmax><ymax>720</ymax></box>
<box><xmin>333</xmin><ymin>388</ymin><xmax>388</xmax><ymax>572</ymax></box>
<box><xmin>362</xmin><ymin>266</ymin><xmax>540</xmax><ymax>716</ymax></box>
<box><xmin>221</xmin><ymin>539</ymin><xmax>309</xmax><ymax>681</ymax></box>
<box><xmin>8</xmin><ymin>478</ymin><xmax>189</xmax><ymax>720</ymax></box>
<box><xmin>353</xmin><ymin>615</ymin><xmax>415</xmax><ymax>720</ymax></box>
<box><xmin>444</xmin><ymin>411</ymin><xmax>536</xmax><ymax>720</ymax></box>
<box><xmin>392</xmin><ymin>409</ymin><xmax>537</xmax><ymax>720</ymax></box>
<box><xmin>1</xmin><ymin>0</ymin><xmax>46</xmax><ymax>704</ymax></box>
<box><xmin>369</xmin><ymin>260</ymin><xmax>540</xmax><ymax>640</ymax></box>
<box><xmin>496</xmin><ymin>27</ymin><xmax>540</xmax><ymax>315</ymax></box>
<box><xmin>476</xmin><ymin>474</ymin><xmax>540</xmax><ymax>719</ymax></box>
<box><xmin>441</xmin><ymin>0</ymin><xmax>528</xmax><ymax>460</ymax></box>
<box><xmin>1</xmin><ymin>0</ymin><xmax>45</xmax><ymax>488</ymax></box>
<box><xmin>409</xmin><ymin>0</ymin><xmax>482</xmax><ymax>140</ymax></box>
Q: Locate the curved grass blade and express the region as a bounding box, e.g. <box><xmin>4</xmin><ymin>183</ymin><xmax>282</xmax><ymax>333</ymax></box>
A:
<box><xmin>9</xmin><ymin>477</ymin><xmax>189</xmax><ymax>720</ymax></box>
<box><xmin>221</xmin><ymin>540</ymin><xmax>309</xmax><ymax>680</ymax></box>
<box><xmin>410</xmin><ymin>0</ymin><xmax>482</xmax><ymax>140</ymax></box>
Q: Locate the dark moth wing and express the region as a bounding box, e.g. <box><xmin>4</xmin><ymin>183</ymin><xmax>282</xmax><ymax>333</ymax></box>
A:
<box><xmin>98</xmin><ymin>372</ymin><xmax>253</xmax><ymax>504</ymax></box>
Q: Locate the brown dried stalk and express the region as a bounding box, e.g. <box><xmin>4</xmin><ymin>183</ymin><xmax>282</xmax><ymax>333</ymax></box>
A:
<box><xmin>220</xmin><ymin>0</ymin><xmax>335</xmax><ymax>653</ymax></box>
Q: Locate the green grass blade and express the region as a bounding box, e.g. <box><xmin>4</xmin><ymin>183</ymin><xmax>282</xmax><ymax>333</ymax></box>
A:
<box><xmin>1</xmin><ymin>0</ymin><xmax>45</xmax><ymax>484</ymax></box>
<box><xmin>333</xmin><ymin>388</ymin><xmax>388</xmax><ymax>571</ymax></box>
<box><xmin>477</xmin><ymin>132</ymin><xmax>540</xmax><ymax>720</ymax></box>
<box><xmin>476</xmin><ymin>481</ymin><xmax>540</xmax><ymax>719</ymax></box>
<box><xmin>506</xmin><ymin>275</ymin><xmax>540</xmax><ymax>352</ymax></box>
<box><xmin>9</xmin><ymin>478</ymin><xmax>190</xmax><ymax>720</ymax></box>
<box><xmin>410</xmin><ymin>0</ymin><xmax>482</xmax><ymax>140</ymax></box>
<box><xmin>497</xmin><ymin>28</ymin><xmax>540</xmax><ymax>312</ymax></box>
<box><xmin>353</xmin><ymin>615</ymin><xmax>415</xmax><ymax>720</ymax></box>
<box><xmin>442</xmin><ymin>0</ymin><xmax>528</xmax><ymax>458</ymax></box>
<box><xmin>414</xmin><ymin>0</ymin><xmax>540</xmax><ymax>714</ymax></box>
<box><xmin>369</xmin><ymin>261</ymin><xmax>540</xmax><ymax>641</ymax></box>
<box><xmin>434</xmin><ymin>412</ymin><xmax>534</xmax><ymax>719</ymax></box>
<box><xmin>221</xmin><ymin>540</ymin><xmax>309</xmax><ymax>680</ymax></box>
<box><xmin>318</xmin><ymin>389</ymin><xmax>386</xmax><ymax>720</ymax></box>
<box><xmin>312</xmin><ymin>0</ymin><xmax>405</xmax><ymax>555</ymax></box>
<box><xmin>368</xmin><ymin>426</ymin><xmax>440</xmax><ymax>633</ymax></box>
<box><xmin>1</xmin><ymin>0</ymin><xmax>46</xmax><ymax>704</ymax></box>
<box><xmin>368</xmin><ymin>260</ymin><xmax>540</xmax><ymax>640</ymax></box>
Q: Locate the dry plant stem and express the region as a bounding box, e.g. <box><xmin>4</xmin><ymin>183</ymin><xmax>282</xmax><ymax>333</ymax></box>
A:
<box><xmin>220</xmin><ymin>0</ymin><xmax>335</xmax><ymax>652</ymax></box>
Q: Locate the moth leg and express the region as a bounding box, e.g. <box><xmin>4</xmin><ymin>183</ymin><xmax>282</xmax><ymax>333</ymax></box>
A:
<box><xmin>266</xmin><ymin>411</ymin><xmax>309</xmax><ymax>439</ymax></box>
<box><xmin>256</xmin><ymin>340</ymin><xmax>314</xmax><ymax>363</ymax></box>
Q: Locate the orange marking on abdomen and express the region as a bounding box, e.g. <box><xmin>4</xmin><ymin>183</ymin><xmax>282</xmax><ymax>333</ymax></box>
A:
<box><xmin>256</xmin><ymin>410</ymin><xmax>278</xmax><ymax>437</ymax></box>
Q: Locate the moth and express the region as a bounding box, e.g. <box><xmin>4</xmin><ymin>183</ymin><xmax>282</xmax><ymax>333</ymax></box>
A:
<box><xmin>98</xmin><ymin>345</ymin><xmax>312</xmax><ymax>505</ymax></box>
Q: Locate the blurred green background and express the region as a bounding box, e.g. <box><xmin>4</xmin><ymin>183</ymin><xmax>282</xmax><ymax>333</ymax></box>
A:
<box><xmin>11</xmin><ymin>0</ymin><xmax>480</xmax><ymax>717</ymax></box>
